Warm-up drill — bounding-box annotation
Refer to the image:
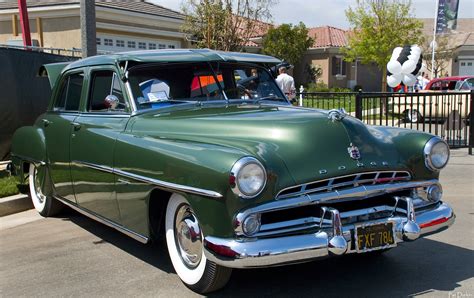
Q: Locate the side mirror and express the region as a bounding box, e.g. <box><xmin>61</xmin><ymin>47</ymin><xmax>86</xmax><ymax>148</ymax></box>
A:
<box><xmin>105</xmin><ymin>95</ymin><xmax>119</xmax><ymax>109</ymax></box>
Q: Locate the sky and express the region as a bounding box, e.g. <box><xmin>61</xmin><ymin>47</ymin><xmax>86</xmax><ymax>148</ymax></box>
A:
<box><xmin>151</xmin><ymin>0</ymin><xmax>474</xmax><ymax>29</ymax></box>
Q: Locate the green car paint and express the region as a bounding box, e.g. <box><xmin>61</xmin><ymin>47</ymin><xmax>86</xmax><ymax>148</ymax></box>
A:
<box><xmin>11</xmin><ymin>49</ymin><xmax>439</xmax><ymax>240</ymax></box>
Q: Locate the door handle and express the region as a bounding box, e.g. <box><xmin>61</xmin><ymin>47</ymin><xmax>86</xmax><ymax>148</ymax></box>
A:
<box><xmin>71</xmin><ymin>122</ymin><xmax>81</xmax><ymax>131</ymax></box>
<box><xmin>42</xmin><ymin>119</ymin><xmax>51</xmax><ymax>127</ymax></box>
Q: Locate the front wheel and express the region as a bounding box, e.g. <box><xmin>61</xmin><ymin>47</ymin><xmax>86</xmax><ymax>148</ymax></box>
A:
<box><xmin>29</xmin><ymin>164</ymin><xmax>63</xmax><ymax>217</ymax></box>
<box><xmin>165</xmin><ymin>194</ymin><xmax>232</xmax><ymax>294</ymax></box>
<box><xmin>404</xmin><ymin>109</ymin><xmax>423</xmax><ymax>123</ymax></box>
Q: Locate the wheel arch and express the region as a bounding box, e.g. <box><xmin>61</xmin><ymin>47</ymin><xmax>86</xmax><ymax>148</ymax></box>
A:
<box><xmin>148</xmin><ymin>187</ymin><xmax>173</xmax><ymax>242</ymax></box>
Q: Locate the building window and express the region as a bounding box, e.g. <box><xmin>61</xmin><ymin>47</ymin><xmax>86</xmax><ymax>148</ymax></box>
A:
<box><xmin>149</xmin><ymin>43</ymin><xmax>156</xmax><ymax>50</ymax></box>
<box><xmin>138</xmin><ymin>42</ymin><xmax>147</xmax><ymax>49</ymax></box>
<box><xmin>332</xmin><ymin>56</ymin><xmax>346</xmax><ymax>76</ymax></box>
<box><xmin>116</xmin><ymin>40</ymin><xmax>125</xmax><ymax>47</ymax></box>
<box><xmin>158</xmin><ymin>44</ymin><xmax>166</xmax><ymax>49</ymax></box>
<box><xmin>96</xmin><ymin>38</ymin><xmax>101</xmax><ymax>45</ymax></box>
<box><xmin>104</xmin><ymin>39</ymin><xmax>113</xmax><ymax>46</ymax></box>
<box><xmin>167</xmin><ymin>45</ymin><xmax>175</xmax><ymax>49</ymax></box>
<box><xmin>127</xmin><ymin>41</ymin><xmax>136</xmax><ymax>48</ymax></box>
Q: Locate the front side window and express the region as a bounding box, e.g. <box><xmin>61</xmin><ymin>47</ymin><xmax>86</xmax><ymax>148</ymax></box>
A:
<box><xmin>54</xmin><ymin>72</ymin><xmax>84</xmax><ymax>111</ymax></box>
<box><xmin>88</xmin><ymin>70</ymin><xmax>127</xmax><ymax>112</ymax></box>
<box><xmin>127</xmin><ymin>63</ymin><xmax>286</xmax><ymax>110</ymax></box>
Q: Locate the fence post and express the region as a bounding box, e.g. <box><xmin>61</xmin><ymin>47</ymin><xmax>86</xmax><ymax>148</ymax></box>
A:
<box><xmin>355</xmin><ymin>90</ymin><xmax>363</xmax><ymax>120</ymax></box>
<box><xmin>299</xmin><ymin>85</ymin><xmax>304</xmax><ymax>107</ymax></box>
<box><xmin>469</xmin><ymin>90</ymin><xmax>473</xmax><ymax>155</ymax></box>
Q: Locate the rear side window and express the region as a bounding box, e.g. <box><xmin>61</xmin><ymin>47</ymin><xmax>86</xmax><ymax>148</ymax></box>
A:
<box><xmin>54</xmin><ymin>72</ymin><xmax>84</xmax><ymax>111</ymax></box>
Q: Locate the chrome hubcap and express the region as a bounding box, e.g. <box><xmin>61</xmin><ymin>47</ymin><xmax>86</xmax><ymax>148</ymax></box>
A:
<box><xmin>174</xmin><ymin>204</ymin><xmax>203</xmax><ymax>268</ymax></box>
<box><xmin>33</xmin><ymin>167</ymin><xmax>46</xmax><ymax>203</ymax></box>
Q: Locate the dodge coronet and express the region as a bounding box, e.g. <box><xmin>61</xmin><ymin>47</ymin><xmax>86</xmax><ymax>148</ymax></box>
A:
<box><xmin>10</xmin><ymin>49</ymin><xmax>455</xmax><ymax>293</ymax></box>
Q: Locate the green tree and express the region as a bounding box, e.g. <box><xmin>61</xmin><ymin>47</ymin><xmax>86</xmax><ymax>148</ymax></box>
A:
<box><xmin>262</xmin><ymin>22</ymin><xmax>313</xmax><ymax>65</ymax></box>
<box><xmin>343</xmin><ymin>0</ymin><xmax>424</xmax><ymax>91</ymax></box>
<box><xmin>422</xmin><ymin>35</ymin><xmax>454</xmax><ymax>77</ymax></box>
<box><xmin>181</xmin><ymin>0</ymin><xmax>275</xmax><ymax>51</ymax></box>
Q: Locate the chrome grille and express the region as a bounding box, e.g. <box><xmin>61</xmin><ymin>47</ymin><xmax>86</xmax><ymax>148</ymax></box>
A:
<box><xmin>276</xmin><ymin>171</ymin><xmax>411</xmax><ymax>199</ymax></box>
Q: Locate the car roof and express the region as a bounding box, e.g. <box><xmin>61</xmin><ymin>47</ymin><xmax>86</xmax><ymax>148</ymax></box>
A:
<box><xmin>429</xmin><ymin>76</ymin><xmax>474</xmax><ymax>83</ymax></box>
<box><xmin>62</xmin><ymin>49</ymin><xmax>281</xmax><ymax>72</ymax></box>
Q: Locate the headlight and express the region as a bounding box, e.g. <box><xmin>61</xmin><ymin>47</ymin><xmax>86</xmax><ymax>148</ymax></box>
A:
<box><xmin>230</xmin><ymin>157</ymin><xmax>267</xmax><ymax>199</ymax></box>
<box><xmin>423</xmin><ymin>137</ymin><xmax>450</xmax><ymax>171</ymax></box>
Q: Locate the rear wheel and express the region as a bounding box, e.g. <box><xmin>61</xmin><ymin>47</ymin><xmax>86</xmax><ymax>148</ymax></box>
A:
<box><xmin>29</xmin><ymin>164</ymin><xmax>63</xmax><ymax>217</ymax></box>
<box><xmin>165</xmin><ymin>194</ymin><xmax>232</xmax><ymax>294</ymax></box>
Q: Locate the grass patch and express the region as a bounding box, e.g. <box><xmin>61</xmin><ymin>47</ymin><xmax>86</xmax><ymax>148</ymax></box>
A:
<box><xmin>0</xmin><ymin>171</ymin><xmax>20</xmax><ymax>198</ymax></box>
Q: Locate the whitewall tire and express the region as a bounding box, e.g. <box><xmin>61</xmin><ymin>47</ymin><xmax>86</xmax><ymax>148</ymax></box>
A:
<box><xmin>29</xmin><ymin>164</ymin><xmax>62</xmax><ymax>217</ymax></box>
<box><xmin>165</xmin><ymin>193</ymin><xmax>231</xmax><ymax>293</ymax></box>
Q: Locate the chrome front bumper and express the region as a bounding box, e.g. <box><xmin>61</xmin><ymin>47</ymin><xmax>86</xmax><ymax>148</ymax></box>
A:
<box><xmin>203</xmin><ymin>201</ymin><xmax>455</xmax><ymax>269</ymax></box>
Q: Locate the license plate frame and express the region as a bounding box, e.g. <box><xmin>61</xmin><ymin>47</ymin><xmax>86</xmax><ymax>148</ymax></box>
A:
<box><xmin>355</xmin><ymin>222</ymin><xmax>397</xmax><ymax>253</ymax></box>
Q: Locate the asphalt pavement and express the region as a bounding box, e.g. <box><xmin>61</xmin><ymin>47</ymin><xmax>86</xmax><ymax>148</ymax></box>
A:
<box><xmin>0</xmin><ymin>149</ymin><xmax>473</xmax><ymax>297</ymax></box>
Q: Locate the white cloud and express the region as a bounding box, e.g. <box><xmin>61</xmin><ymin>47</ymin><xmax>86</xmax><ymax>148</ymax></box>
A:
<box><xmin>150</xmin><ymin>0</ymin><xmax>473</xmax><ymax>29</ymax></box>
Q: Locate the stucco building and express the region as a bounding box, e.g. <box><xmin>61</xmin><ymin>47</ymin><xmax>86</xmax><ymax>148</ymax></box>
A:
<box><xmin>0</xmin><ymin>1</ymin><xmax>189</xmax><ymax>54</ymax></box>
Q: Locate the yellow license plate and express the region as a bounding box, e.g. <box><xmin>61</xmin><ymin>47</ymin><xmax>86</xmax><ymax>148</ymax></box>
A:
<box><xmin>355</xmin><ymin>222</ymin><xmax>396</xmax><ymax>252</ymax></box>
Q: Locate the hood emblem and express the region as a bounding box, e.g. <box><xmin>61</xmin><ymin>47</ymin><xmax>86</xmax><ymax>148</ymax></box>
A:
<box><xmin>347</xmin><ymin>143</ymin><xmax>361</xmax><ymax>160</ymax></box>
<box><xmin>328</xmin><ymin>108</ymin><xmax>346</xmax><ymax>122</ymax></box>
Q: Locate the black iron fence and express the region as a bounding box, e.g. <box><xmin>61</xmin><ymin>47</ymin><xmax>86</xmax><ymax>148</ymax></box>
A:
<box><xmin>297</xmin><ymin>91</ymin><xmax>474</xmax><ymax>154</ymax></box>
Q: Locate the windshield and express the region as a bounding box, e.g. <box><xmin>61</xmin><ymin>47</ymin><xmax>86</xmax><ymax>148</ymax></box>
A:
<box><xmin>127</xmin><ymin>62</ymin><xmax>287</xmax><ymax>110</ymax></box>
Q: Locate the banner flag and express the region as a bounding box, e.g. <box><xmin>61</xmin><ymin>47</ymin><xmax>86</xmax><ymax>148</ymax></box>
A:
<box><xmin>436</xmin><ymin>0</ymin><xmax>460</xmax><ymax>34</ymax></box>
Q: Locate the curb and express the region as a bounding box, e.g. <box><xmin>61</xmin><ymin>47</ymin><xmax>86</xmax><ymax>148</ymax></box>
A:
<box><xmin>0</xmin><ymin>194</ymin><xmax>33</xmax><ymax>217</ymax></box>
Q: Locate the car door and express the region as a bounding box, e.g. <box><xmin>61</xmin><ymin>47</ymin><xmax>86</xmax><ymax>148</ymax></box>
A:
<box><xmin>40</xmin><ymin>70</ymin><xmax>85</xmax><ymax>203</ymax></box>
<box><xmin>69</xmin><ymin>67</ymin><xmax>130</xmax><ymax>222</ymax></box>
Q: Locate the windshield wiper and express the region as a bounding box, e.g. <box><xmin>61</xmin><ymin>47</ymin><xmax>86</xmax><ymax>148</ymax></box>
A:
<box><xmin>255</xmin><ymin>95</ymin><xmax>287</xmax><ymax>102</ymax></box>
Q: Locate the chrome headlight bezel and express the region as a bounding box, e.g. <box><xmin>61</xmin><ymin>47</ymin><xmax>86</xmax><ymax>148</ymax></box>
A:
<box><xmin>230</xmin><ymin>157</ymin><xmax>267</xmax><ymax>199</ymax></box>
<box><xmin>423</xmin><ymin>137</ymin><xmax>450</xmax><ymax>171</ymax></box>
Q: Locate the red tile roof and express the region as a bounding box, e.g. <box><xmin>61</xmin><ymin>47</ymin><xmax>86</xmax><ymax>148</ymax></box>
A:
<box><xmin>307</xmin><ymin>26</ymin><xmax>348</xmax><ymax>48</ymax></box>
<box><xmin>243</xmin><ymin>25</ymin><xmax>349</xmax><ymax>48</ymax></box>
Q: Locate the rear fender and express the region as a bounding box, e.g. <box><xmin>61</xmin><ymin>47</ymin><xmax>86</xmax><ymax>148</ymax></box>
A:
<box><xmin>11</xmin><ymin>126</ymin><xmax>47</xmax><ymax>175</ymax></box>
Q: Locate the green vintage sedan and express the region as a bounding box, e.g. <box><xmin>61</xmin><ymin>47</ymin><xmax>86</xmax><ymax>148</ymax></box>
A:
<box><xmin>10</xmin><ymin>49</ymin><xmax>454</xmax><ymax>293</ymax></box>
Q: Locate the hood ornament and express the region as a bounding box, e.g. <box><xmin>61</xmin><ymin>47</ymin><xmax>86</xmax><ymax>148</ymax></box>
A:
<box><xmin>328</xmin><ymin>108</ymin><xmax>346</xmax><ymax>122</ymax></box>
<box><xmin>347</xmin><ymin>143</ymin><xmax>361</xmax><ymax>160</ymax></box>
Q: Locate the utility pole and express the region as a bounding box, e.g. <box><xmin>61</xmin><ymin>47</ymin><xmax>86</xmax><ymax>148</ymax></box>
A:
<box><xmin>80</xmin><ymin>0</ymin><xmax>96</xmax><ymax>58</ymax></box>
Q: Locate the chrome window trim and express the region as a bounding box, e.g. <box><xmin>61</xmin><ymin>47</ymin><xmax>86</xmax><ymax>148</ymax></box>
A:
<box><xmin>54</xmin><ymin>196</ymin><xmax>149</xmax><ymax>243</ymax></box>
<box><xmin>73</xmin><ymin>160</ymin><xmax>223</xmax><ymax>199</ymax></box>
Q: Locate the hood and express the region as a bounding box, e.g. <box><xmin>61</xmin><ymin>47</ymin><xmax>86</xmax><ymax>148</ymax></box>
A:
<box><xmin>130</xmin><ymin>104</ymin><xmax>406</xmax><ymax>185</ymax></box>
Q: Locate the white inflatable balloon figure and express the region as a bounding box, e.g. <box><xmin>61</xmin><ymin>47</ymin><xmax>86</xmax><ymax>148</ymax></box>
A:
<box><xmin>387</xmin><ymin>45</ymin><xmax>423</xmax><ymax>88</ymax></box>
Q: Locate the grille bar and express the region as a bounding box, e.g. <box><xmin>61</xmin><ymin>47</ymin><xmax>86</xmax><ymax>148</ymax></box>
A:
<box><xmin>276</xmin><ymin>171</ymin><xmax>411</xmax><ymax>199</ymax></box>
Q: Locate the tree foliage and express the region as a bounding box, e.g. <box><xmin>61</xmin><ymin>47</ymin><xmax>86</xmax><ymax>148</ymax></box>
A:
<box><xmin>422</xmin><ymin>36</ymin><xmax>454</xmax><ymax>77</ymax></box>
<box><xmin>343</xmin><ymin>0</ymin><xmax>424</xmax><ymax>91</ymax></box>
<box><xmin>181</xmin><ymin>0</ymin><xmax>275</xmax><ymax>51</ymax></box>
<box><xmin>262</xmin><ymin>22</ymin><xmax>313</xmax><ymax>65</ymax></box>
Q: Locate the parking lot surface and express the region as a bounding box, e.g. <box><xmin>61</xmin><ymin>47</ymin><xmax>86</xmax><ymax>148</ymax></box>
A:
<box><xmin>1</xmin><ymin>149</ymin><xmax>473</xmax><ymax>297</ymax></box>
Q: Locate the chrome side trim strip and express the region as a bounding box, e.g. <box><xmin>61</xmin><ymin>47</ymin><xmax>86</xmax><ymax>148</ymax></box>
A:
<box><xmin>11</xmin><ymin>154</ymin><xmax>46</xmax><ymax>166</ymax></box>
<box><xmin>73</xmin><ymin>160</ymin><xmax>223</xmax><ymax>199</ymax></box>
<box><xmin>54</xmin><ymin>196</ymin><xmax>149</xmax><ymax>244</ymax></box>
